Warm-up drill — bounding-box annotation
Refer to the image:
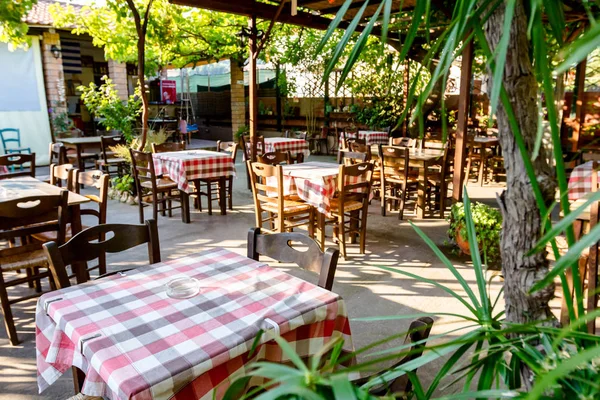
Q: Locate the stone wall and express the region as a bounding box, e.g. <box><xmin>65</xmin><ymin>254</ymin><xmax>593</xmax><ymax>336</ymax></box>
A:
<box><xmin>41</xmin><ymin>31</ymin><xmax>67</xmax><ymax>133</ymax></box>
<box><xmin>108</xmin><ymin>60</ymin><xmax>129</xmax><ymax>100</ymax></box>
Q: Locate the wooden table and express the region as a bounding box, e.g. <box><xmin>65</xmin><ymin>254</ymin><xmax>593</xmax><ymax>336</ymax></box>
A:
<box><xmin>407</xmin><ymin>149</ymin><xmax>445</xmax><ymax>219</ymax></box>
<box><xmin>473</xmin><ymin>136</ymin><xmax>500</xmax><ymax>186</ymax></box>
<box><xmin>57</xmin><ymin>137</ymin><xmax>103</xmax><ymax>171</ymax></box>
<box><xmin>0</xmin><ymin>177</ymin><xmax>91</xmax><ymax>282</ymax></box>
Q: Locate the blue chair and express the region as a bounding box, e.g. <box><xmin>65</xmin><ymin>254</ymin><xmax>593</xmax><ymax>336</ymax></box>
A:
<box><xmin>0</xmin><ymin>128</ymin><xmax>31</xmax><ymax>155</ymax></box>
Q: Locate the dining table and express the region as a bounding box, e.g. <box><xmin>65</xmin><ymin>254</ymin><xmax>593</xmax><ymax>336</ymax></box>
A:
<box><xmin>0</xmin><ymin>176</ymin><xmax>91</xmax><ymax>282</ymax></box>
<box><xmin>152</xmin><ymin>150</ymin><xmax>236</xmax><ymax>216</ymax></box>
<box><xmin>36</xmin><ymin>248</ymin><xmax>354</xmax><ymax>400</ymax></box>
<box><xmin>257</xmin><ymin>137</ymin><xmax>311</xmax><ymax>158</ymax></box>
<box><xmin>339</xmin><ymin>130</ymin><xmax>389</xmax><ymax>148</ymax></box>
<box><xmin>57</xmin><ymin>137</ymin><xmax>103</xmax><ymax>171</ymax></box>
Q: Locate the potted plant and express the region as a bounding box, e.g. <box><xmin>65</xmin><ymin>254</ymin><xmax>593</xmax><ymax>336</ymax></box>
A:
<box><xmin>234</xmin><ymin>124</ymin><xmax>250</xmax><ymax>143</ymax></box>
<box><xmin>447</xmin><ymin>201</ymin><xmax>502</xmax><ymax>265</ymax></box>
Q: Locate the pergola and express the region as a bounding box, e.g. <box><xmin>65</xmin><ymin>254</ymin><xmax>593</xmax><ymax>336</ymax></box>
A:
<box><xmin>169</xmin><ymin>0</ymin><xmax>474</xmax><ymax>200</ymax></box>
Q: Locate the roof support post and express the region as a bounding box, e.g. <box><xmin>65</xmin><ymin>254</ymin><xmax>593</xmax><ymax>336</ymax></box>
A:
<box><xmin>571</xmin><ymin>58</ymin><xmax>587</xmax><ymax>153</ymax></box>
<box><xmin>452</xmin><ymin>34</ymin><xmax>474</xmax><ymax>202</ymax></box>
<box><xmin>249</xmin><ymin>14</ymin><xmax>259</xmax><ymax>162</ymax></box>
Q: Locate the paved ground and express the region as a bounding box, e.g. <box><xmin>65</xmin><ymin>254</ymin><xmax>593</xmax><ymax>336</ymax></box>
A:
<box><xmin>0</xmin><ymin>152</ymin><xmax>540</xmax><ymax>399</ymax></box>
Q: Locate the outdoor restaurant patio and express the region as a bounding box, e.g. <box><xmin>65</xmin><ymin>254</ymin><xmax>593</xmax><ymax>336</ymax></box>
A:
<box><xmin>0</xmin><ymin>0</ymin><xmax>599</xmax><ymax>399</ymax></box>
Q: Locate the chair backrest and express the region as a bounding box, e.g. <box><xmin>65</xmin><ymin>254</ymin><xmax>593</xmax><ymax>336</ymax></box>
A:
<box><xmin>295</xmin><ymin>131</ymin><xmax>308</xmax><ymax>140</ymax></box>
<box><xmin>248</xmin><ymin>161</ymin><xmax>285</xmax><ymax>232</ymax></box>
<box><xmin>337</xmin><ymin>162</ymin><xmax>374</xmax><ymax>204</ymax></box>
<box><xmin>152</xmin><ymin>141</ymin><xmax>186</xmax><ymax>153</ymax></box>
<box><xmin>75</xmin><ymin>169</ymin><xmax>109</xmax><ymax>224</ymax></box>
<box><xmin>258</xmin><ymin>151</ymin><xmax>290</xmax><ymax>165</ymax></box>
<box><xmin>0</xmin><ymin>153</ymin><xmax>36</xmax><ymax>179</ymax></box>
<box><xmin>49</xmin><ymin>142</ymin><xmax>68</xmax><ymax>165</ymax></box>
<box><xmin>423</xmin><ymin>139</ymin><xmax>448</xmax><ymax>150</ymax></box>
<box><xmin>247</xmin><ymin>227</ymin><xmax>339</xmax><ymax>291</ymax></box>
<box><xmin>50</xmin><ymin>163</ymin><xmax>76</xmax><ymax>190</ymax></box>
<box><xmin>129</xmin><ymin>149</ymin><xmax>158</xmax><ymax>193</ymax></box>
<box><xmin>364</xmin><ymin>317</ymin><xmax>434</xmax><ymax>396</ymax></box>
<box><xmin>0</xmin><ymin>128</ymin><xmax>22</xmax><ymax>152</ymax></box>
<box><xmin>338</xmin><ymin>150</ymin><xmax>369</xmax><ymax>165</ymax></box>
<box><xmin>44</xmin><ymin>220</ymin><xmax>160</xmax><ymax>289</ymax></box>
<box><xmin>379</xmin><ymin>145</ymin><xmax>410</xmax><ymax>184</ymax></box>
<box><xmin>0</xmin><ymin>191</ymin><xmax>68</xmax><ymax>243</ymax></box>
<box><xmin>216</xmin><ymin>140</ymin><xmax>239</xmax><ymax>163</ymax></box>
<box><xmin>240</xmin><ymin>134</ymin><xmax>265</xmax><ymax>161</ymax></box>
<box><xmin>390</xmin><ymin>137</ymin><xmax>416</xmax><ymax>148</ymax></box>
<box><xmin>100</xmin><ymin>135</ymin><xmax>125</xmax><ymax>161</ymax></box>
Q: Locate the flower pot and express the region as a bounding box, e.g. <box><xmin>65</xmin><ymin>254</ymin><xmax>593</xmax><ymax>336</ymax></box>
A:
<box><xmin>455</xmin><ymin>225</ymin><xmax>471</xmax><ymax>255</ymax></box>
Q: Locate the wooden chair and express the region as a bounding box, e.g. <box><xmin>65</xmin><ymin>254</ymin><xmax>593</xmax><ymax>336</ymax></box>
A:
<box><xmin>390</xmin><ymin>137</ymin><xmax>416</xmax><ymax>148</ymax></box>
<box><xmin>248</xmin><ymin>161</ymin><xmax>315</xmax><ymax>235</ymax></box>
<box><xmin>258</xmin><ymin>151</ymin><xmax>291</xmax><ymax>165</ymax></box>
<box><xmin>151</xmin><ymin>141</ymin><xmax>186</xmax><ymax>153</ymax></box>
<box><xmin>0</xmin><ymin>153</ymin><xmax>36</xmax><ymax>179</ymax></box>
<box><xmin>349</xmin><ymin>141</ymin><xmax>373</xmax><ymax>160</ymax></box>
<box><xmin>96</xmin><ymin>136</ymin><xmax>126</xmax><ymax>177</ymax></box>
<box><xmin>0</xmin><ymin>191</ymin><xmax>68</xmax><ymax>345</ymax></box>
<box><xmin>50</xmin><ymin>142</ymin><xmax>97</xmax><ymax>170</ymax></box>
<box><xmin>247</xmin><ymin>227</ymin><xmax>339</xmax><ymax>291</ymax></box>
<box><xmin>288</xmin><ymin>152</ymin><xmax>305</xmax><ymax>164</ymax></box>
<box><xmin>379</xmin><ymin>145</ymin><xmax>417</xmax><ymax>219</ymax></box>
<box><xmin>0</xmin><ymin>128</ymin><xmax>31</xmax><ymax>154</ymax></box>
<box><xmin>43</xmin><ymin>219</ymin><xmax>161</xmax><ymax>291</ymax></box>
<box><xmin>337</xmin><ymin>150</ymin><xmax>369</xmax><ymax>165</ymax></box>
<box><xmin>49</xmin><ymin>163</ymin><xmax>77</xmax><ymax>190</ymax></box>
<box><xmin>195</xmin><ymin>141</ymin><xmax>238</xmax><ymax>213</ymax></box>
<box><xmin>427</xmin><ymin>148</ymin><xmax>455</xmax><ymax>217</ymax></box>
<box><xmin>130</xmin><ymin>149</ymin><xmax>189</xmax><ymax>224</ymax></box>
<box><xmin>240</xmin><ymin>134</ymin><xmax>265</xmax><ymax>189</ymax></box>
<box><xmin>327</xmin><ymin>162</ymin><xmax>374</xmax><ymax>258</ymax></box>
<box><xmin>351</xmin><ymin>317</ymin><xmax>434</xmax><ymax>396</ymax></box>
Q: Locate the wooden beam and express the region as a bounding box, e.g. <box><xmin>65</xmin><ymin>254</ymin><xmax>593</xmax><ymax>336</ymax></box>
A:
<box><xmin>571</xmin><ymin>58</ymin><xmax>587</xmax><ymax>153</ymax></box>
<box><xmin>452</xmin><ymin>35</ymin><xmax>473</xmax><ymax>202</ymax></box>
<box><xmin>249</xmin><ymin>14</ymin><xmax>259</xmax><ymax>162</ymax></box>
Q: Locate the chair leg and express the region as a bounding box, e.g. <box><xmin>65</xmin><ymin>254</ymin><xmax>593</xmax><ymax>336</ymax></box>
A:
<box><xmin>338</xmin><ymin>213</ymin><xmax>347</xmax><ymax>259</ymax></box>
<box><xmin>160</xmin><ymin>193</ymin><xmax>166</xmax><ymax>217</ymax></box>
<box><xmin>167</xmin><ymin>190</ymin><xmax>173</xmax><ymax>218</ymax></box>
<box><xmin>25</xmin><ymin>268</ymin><xmax>34</xmax><ymax>288</ymax></box>
<box><xmin>318</xmin><ymin>213</ymin><xmax>326</xmax><ymax>251</ymax></box>
<box><xmin>464</xmin><ymin>156</ymin><xmax>472</xmax><ymax>185</ymax></box>
<box><xmin>33</xmin><ymin>267</ymin><xmax>42</xmax><ymax>293</ymax></box>
<box><xmin>228</xmin><ymin>177</ymin><xmax>233</xmax><ymax>210</ymax></box>
<box><xmin>0</xmin><ymin>271</ymin><xmax>19</xmax><ymax>345</ymax></box>
<box><xmin>381</xmin><ymin>180</ymin><xmax>387</xmax><ymax>217</ymax></box>
<box><xmin>399</xmin><ymin>183</ymin><xmax>407</xmax><ymax>220</ymax></box>
<box><xmin>138</xmin><ymin>197</ymin><xmax>145</xmax><ymax>224</ymax></box>
<box><xmin>152</xmin><ymin>193</ymin><xmax>158</xmax><ymax>221</ymax></box>
<box><xmin>308</xmin><ymin>208</ymin><xmax>315</xmax><ymax>239</ymax></box>
<box><xmin>350</xmin><ymin>211</ymin><xmax>359</xmax><ymax>244</ymax></box>
<box><xmin>359</xmin><ymin>206</ymin><xmax>369</xmax><ymax>254</ymax></box>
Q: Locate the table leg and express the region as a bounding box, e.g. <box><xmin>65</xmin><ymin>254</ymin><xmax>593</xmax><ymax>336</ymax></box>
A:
<box><xmin>181</xmin><ymin>191</ymin><xmax>191</xmax><ymax>223</ymax></box>
<box><xmin>69</xmin><ymin>205</ymin><xmax>89</xmax><ymax>283</ymax></box>
<box><xmin>317</xmin><ymin>212</ymin><xmax>326</xmax><ymax>251</ymax></box>
<box><xmin>417</xmin><ymin>165</ymin><xmax>427</xmax><ymax>219</ymax></box>
<box><xmin>219</xmin><ymin>176</ymin><xmax>227</xmax><ymax>215</ymax></box>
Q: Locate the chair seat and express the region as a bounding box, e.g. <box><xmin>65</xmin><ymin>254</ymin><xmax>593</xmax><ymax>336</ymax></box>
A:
<box><xmin>0</xmin><ymin>245</ymin><xmax>48</xmax><ymax>272</ymax></box>
<box><xmin>141</xmin><ymin>178</ymin><xmax>178</xmax><ymax>190</ymax></box>
<box><xmin>96</xmin><ymin>158</ymin><xmax>125</xmax><ymax>166</ymax></box>
<box><xmin>330</xmin><ymin>198</ymin><xmax>363</xmax><ymax>213</ymax></box>
<box><xmin>261</xmin><ymin>199</ymin><xmax>312</xmax><ymax>214</ymax></box>
<box><xmin>31</xmin><ymin>223</ymin><xmax>88</xmax><ymax>242</ymax></box>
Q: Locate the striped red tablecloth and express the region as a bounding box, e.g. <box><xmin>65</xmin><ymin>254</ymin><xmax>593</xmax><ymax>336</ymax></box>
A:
<box><xmin>153</xmin><ymin>150</ymin><xmax>235</xmax><ymax>193</ymax></box>
<box><xmin>36</xmin><ymin>248</ymin><xmax>353</xmax><ymax>400</ymax></box>
<box><xmin>568</xmin><ymin>161</ymin><xmax>600</xmax><ymax>200</ymax></box>
<box><xmin>339</xmin><ymin>130</ymin><xmax>389</xmax><ymax>148</ymax></box>
<box><xmin>252</xmin><ymin>138</ymin><xmax>310</xmax><ymax>157</ymax></box>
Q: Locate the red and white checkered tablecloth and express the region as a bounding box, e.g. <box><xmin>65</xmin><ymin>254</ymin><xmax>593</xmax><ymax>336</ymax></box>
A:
<box><xmin>153</xmin><ymin>150</ymin><xmax>235</xmax><ymax>193</ymax></box>
<box><xmin>248</xmin><ymin>138</ymin><xmax>310</xmax><ymax>157</ymax></box>
<box><xmin>569</xmin><ymin>161</ymin><xmax>600</xmax><ymax>200</ymax></box>
<box><xmin>339</xmin><ymin>130</ymin><xmax>389</xmax><ymax>148</ymax></box>
<box><xmin>36</xmin><ymin>248</ymin><xmax>353</xmax><ymax>400</ymax></box>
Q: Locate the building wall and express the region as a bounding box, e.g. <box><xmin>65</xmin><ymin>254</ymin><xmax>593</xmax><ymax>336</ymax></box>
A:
<box><xmin>108</xmin><ymin>60</ymin><xmax>129</xmax><ymax>100</ymax></box>
<box><xmin>41</xmin><ymin>31</ymin><xmax>67</xmax><ymax>123</ymax></box>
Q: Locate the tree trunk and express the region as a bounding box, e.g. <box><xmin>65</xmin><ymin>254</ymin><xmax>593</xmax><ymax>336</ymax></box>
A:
<box><xmin>138</xmin><ymin>34</ymin><xmax>148</xmax><ymax>150</ymax></box>
<box><xmin>483</xmin><ymin>0</ymin><xmax>556</xmax><ymax>329</ymax></box>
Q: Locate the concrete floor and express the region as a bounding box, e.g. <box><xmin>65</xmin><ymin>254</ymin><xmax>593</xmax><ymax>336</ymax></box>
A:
<box><xmin>0</xmin><ymin>152</ymin><xmax>525</xmax><ymax>399</ymax></box>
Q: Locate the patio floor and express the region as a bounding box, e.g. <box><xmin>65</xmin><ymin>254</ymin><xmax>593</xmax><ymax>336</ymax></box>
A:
<box><xmin>0</xmin><ymin>152</ymin><xmax>527</xmax><ymax>399</ymax></box>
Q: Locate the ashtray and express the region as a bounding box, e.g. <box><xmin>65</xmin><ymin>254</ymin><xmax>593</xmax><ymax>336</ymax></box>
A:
<box><xmin>166</xmin><ymin>277</ymin><xmax>199</xmax><ymax>299</ymax></box>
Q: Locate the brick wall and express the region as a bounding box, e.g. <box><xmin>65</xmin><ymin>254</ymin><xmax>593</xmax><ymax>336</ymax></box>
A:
<box><xmin>41</xmin><ymin>31</ymin><xmax>67</xmax><ymax>132</ymax></box>
<box><xmin>108</xmin><ymin>60</ymin><xmax>129</xmax><ymax>100</ymax></box>
<box><xmin>230</xmin><ymin>59</ymin><xmax>246</xmax><ymax>139</ymax></box>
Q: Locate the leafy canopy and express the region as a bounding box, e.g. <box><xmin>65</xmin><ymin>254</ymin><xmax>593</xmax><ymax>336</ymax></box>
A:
<box><xmin>0</xmin><ymin>0</ymin><xmax>37</xmax><ymax>49</ymax></box>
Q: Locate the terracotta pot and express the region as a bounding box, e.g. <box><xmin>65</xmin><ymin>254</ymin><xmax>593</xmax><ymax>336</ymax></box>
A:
<box><xmin>455</xmin><ymin>225</ymin><xmax>471</xmax><ymax>255</ymax></box>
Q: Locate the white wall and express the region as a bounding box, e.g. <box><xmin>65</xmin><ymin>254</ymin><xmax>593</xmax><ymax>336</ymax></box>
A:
<box><xmin>0</xmin><ymin>37</ymin><xmax>52</xmax><ymax>165</ymax></box>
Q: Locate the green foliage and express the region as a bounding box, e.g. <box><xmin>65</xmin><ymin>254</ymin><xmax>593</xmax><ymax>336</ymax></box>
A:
<box><xmin>234</xmin><ymin>125</ymin><xmax>249</xmax><ymax>142</ymax></box>
<box><xmin>109</xmin><ymin>128</ymin><xmax>169</xmax><ymax>164</ymax></box>
<box><xmin>78</xmin><ymin>77</ymin><xmax>142</xmax><ymax>142</ymax></box>
<box><xmin>0</xmin><ymin>0</ymin><xmax>36</xmax><ymax>49</ymax></box>
<box><xmin>111</xmin><ymin>174</ymin><xmax>134</xmax><ymax>195</ymax></box>
<box><xmin>447</xmin><ymin>201</ymin><xmax>502</xmax><ymax>264</ymax></box>
<box><xmin>50</xmin><ymin>0</ymin><xmax>247</xmax><ymax>75</ymax></box>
